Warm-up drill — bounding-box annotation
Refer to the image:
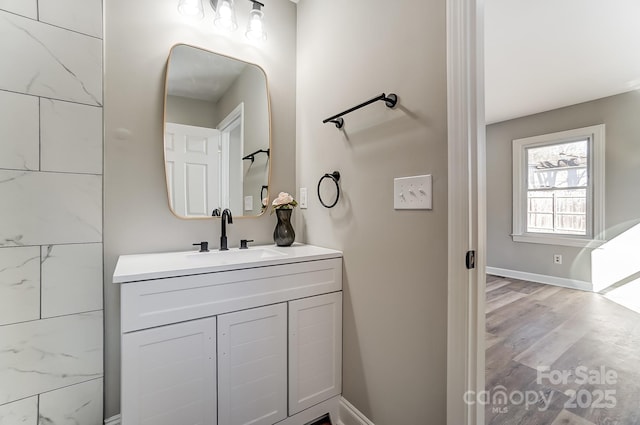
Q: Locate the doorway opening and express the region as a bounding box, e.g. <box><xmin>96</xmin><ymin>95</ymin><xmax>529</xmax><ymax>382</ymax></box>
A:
<box><xmin>483</xmin><ymin>1</ymin><xmax>640</xmax><ymax>423</ymax></box>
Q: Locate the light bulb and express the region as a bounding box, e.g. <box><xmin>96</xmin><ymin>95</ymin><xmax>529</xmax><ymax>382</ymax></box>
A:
<box><xmin>178</xmin><ymin>0</ymin><xmax>204</xmax><ymax>19</ymax></box>
<box><xmin>246</xmin><ymin>5</ymin><xmax>266</xmax><ymax>42</ymax></box>
<box><xmin>214</xmin><ymin>0</ymin><xmax>238</xmax><ymax>32</ymax></box>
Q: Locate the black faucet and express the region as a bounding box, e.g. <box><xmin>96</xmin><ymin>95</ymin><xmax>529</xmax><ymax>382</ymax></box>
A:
<box><xmin>220</xmin><ymin>208</ymin><xmax>233</xmax><ymax>251</ymax></box>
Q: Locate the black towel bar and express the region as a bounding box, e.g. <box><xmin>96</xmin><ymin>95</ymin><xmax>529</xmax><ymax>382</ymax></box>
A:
<box><xmin>322</xmin><ymin>93</ymin><xmax>398</xmax><ymax>129</ymax></box>
<box><xmin>242</xmin><ymin>148</ymin><xmax>270</xmax><ymax>163</ymax></box>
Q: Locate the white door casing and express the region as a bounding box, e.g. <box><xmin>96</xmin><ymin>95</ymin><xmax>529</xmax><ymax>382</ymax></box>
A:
<box><xmin>217</xmin><ymin>103</ymin><xmax>244</xmax><ymax>214</ymax></box>
<box><xmin>447</xmin><ymin>0</ymin><xmax>486</xmax><ymax>424</ymax></box>
<box><xmin>165</xmin><ymin>123</ymin><xmax>220</xmax><ymax>217</ymax></box>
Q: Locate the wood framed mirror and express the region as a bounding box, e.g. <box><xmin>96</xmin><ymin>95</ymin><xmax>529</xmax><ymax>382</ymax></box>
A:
<box><xmin>163</xmin><ymin>44</ymin><xmax>271</xmax><ymax>218</ymax></box>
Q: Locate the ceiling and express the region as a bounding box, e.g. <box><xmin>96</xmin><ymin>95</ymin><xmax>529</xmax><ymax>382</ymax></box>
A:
<box><xmin>485</xmin><ymin>0</ymin><xmax>640</xmax><ymax>124</ymax></box>
<box><xmin>167</xmin><ymin>45</ymin><xmax>248</xmax><ymax>102</ymax></box>
<box><xmin>170</xmin><ymin>1</ymin><xmax>640</xmax><ymax>116</ymax></box>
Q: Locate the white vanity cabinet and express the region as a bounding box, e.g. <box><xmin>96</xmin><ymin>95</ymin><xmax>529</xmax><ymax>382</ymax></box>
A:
<box><xmin>114</xmin><ymin>244</ymin><xmax>343</xmax><ymax>425</ymax></box>
<box><xmin>218</xmin><ymin>304</ymin><xmax>288</xmax><ymax>425</ymax></box>
<box><xmin>289</xmin><ymin>292</ymin><xmax>343</xmax><ymax>415</ymax></box>
<box><xmin>121</xmin><ymin>317</ymin><xmax>217</xmax><ymax>425</ymax></box>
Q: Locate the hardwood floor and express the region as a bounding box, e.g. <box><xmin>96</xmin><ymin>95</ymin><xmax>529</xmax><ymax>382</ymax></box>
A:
<box><xmin>485</xmin><ymin>275</ymin><xmax>640</xmax><ymax>425</ymax></box>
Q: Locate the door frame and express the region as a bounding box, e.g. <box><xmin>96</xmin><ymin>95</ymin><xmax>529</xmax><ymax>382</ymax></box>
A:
<box><xmin>446</xmin><ymin>0</ymin><xmax>486</xmax><ymax>424</ymax></box>
<box><xmin>217</xmin><ymin>103</ymin><xmax>245</xmax><ymax>210</ymax></box>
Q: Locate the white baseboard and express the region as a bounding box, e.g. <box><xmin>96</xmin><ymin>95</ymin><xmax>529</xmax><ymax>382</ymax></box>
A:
<box><xmin>337</xmin><ymin>397</ymin><xmax>375</xmax><ymax>425</ymax></box>
<box><xmin>104</xmin><ymin>414</ymin><xmax>121</xmax><ymax>425</ymax></box>
<box><xmin>486</xmin><ymin>266</ymin><xmax>592</xmax><ymax>292</ymax></box>
<box><xmin>277</xmin><ymin>396</ymin><xmax>340</xmax><ymax>425</ymax></box>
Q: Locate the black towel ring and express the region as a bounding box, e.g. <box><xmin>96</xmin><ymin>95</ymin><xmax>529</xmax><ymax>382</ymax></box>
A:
<box><xmin>318</xmin><ymin>171</ymin><xmax>341</xmax><ymax>208</ymax></box>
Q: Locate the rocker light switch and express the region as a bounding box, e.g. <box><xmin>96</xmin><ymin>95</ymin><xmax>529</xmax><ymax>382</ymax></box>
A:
<box><xmin>394</xmin><ymin>175</ymin><xmax>432</xmax><ymax>210</ymax></box>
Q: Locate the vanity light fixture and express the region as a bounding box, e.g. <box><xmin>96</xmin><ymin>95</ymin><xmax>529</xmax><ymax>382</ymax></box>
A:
<box><xmin>178</xmin><ymin>0</ymin><xmax>266</xmax><ymax>41</ymax></box>
<box><xmin>213</xmin><ymin>0</ymin><xmax>239</xmax><ymax>31</ymax></box>
<box><xmin>177</xmin><ymin>0</ymin><xmax>205</xmax><ymax>19</ymax></box>
<box><xmin>246</xmin><ymin>0</ymin><xmax>266</xmax><ymax>41</ymax></box>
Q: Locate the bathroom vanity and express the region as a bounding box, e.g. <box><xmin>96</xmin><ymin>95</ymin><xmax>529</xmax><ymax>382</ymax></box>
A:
<box><xmin>114</xmin><ymin>244</ymin><xmax>343</xmax><ymax>425</ymax></box>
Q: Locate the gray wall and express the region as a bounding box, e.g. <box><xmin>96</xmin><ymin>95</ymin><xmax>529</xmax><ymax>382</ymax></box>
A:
<box><xmin>217</xmin><ymin>65</ymin><xmax>270</xmax><ymax>213</ymax></box>
<box><xmin>0</xmin><ymin>1</ymin><xmax>104</xmax><ymax>423</ymax></box>
<box><xmin>165</xmin><ymin>94</ymin><xmax>218</xmax><ymax>128</ymax></box>
<box><xmin>296</xmin><ymin>0</ymin><xmax>448</xmax><ymax>424</ymax></box>
<box><xmin>487</xmin><ymin>90</ymin><xmax>640</xmax><ymax>282</ymax></box>
<box><xmin>103</xmin><ymin>0</ymin><xmax>296</xmax><ymax>417</ymax></box>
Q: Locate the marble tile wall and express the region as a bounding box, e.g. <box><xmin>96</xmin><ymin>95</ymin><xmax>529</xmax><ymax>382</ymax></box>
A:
<box><xmin>0</xmin><ymin>12</ymin><xmax>102</xmax><ymax>105</ymax></box>
<box><xmin>0</xmin><ymin>247</ymin><xmax>40</xmax><ymax>326</ymax></box>
<box><xmin>0</xmin><ymin>397</ymin><xmax>37</xmax><ymax>425</ymax></box>
<box><xmin>0</xmin><ymin>0</ymin><xmax>37</xmax><ymax>20</ymax></box>
<box><xmin>0</xmin><ymin>312</ymin><xmax>103</xmax><ymax>404</ymax></box>
<box><xmin>0</xmin><ymin>2</ymin><xmax>103</xmax><ymax>424</ymax></box>
<box><xmin>41</xmin><ymin>243</ymin><xmax>103</xmax><ymax>318</ymax></box>
<box><xmin>0</xmin><ymin>91</ymin><xmax>39</xmax><ymax>170</ymax></box>
<box><xmin>39</xmin><ymin>378</ymin><xmax>103</xmax><ymax>425</ymax></box>
<box><xmin>40</xmin><ymin>99</ymin><xmax>103</xmax><ymax>174</ymax></box>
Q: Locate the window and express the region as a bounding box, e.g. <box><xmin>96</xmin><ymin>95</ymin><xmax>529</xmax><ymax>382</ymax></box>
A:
<box><xmin>512</xmin><ymin>125</ymin><xmax>605</xmax><ymax>247</ymax></box>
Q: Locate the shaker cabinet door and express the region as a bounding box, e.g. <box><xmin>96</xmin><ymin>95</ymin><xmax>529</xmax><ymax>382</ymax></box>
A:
<box><xmin>121</xmin><ymin>317</ymin><xmax>217</xmax><ymax>425</ymax></box>
<box><xmin>289</xmin><ymin>292</ymin><xmax>343</xmax><ymax>415</ymax></box>
<box><xmin>217</xmin><ymin>303</ymin><xmax>288</xmax><ymax>425</ymax></box>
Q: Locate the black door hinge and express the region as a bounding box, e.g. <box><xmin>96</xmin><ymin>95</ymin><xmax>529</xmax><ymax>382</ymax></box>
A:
<box><xmin>465</xmin><ymin>250</ymin><xmax>476</xmax><ymax>270</ymax></box>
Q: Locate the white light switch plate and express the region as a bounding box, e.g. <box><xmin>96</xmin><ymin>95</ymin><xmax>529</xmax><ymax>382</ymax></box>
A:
<box><xmin>394</xmin><ymin>175</ymin><xmax>432</xmax><ymax>210</ymax></box>
<box><xmin>299</xmin><ymin>187</ymin><xmax>308</xmax><ymax>209</ymax></box>
<box><xmin>244</xmin><ymin>195</ymin><xmax>253</xmax><ymax>211</ymax></box>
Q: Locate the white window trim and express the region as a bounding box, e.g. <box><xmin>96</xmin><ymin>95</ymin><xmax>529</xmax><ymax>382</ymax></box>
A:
<box><xmin>512</xmin><ymin>124</ymin><xmax>606</xmax><ymax>248</ymax></box>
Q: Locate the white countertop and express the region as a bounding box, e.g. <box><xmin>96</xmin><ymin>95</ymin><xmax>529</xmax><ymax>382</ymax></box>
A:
<box><xmin>113</xmin><ymin>243</ymin><xmax>342</xmax><ymax>283</ymax></box>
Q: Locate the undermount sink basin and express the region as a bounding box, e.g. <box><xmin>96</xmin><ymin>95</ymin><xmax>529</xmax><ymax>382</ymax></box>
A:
<box><xmin>185</xmin><ymin>247</ymin><xmax>287</xmax><ymax>264</ymax></box>
<box><xmin>113</xmin><ymin>243</ymin><xmax>343</xmax><ymax>283</ymax></box>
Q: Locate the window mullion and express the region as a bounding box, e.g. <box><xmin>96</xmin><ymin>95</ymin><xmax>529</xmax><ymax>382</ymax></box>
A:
<box><xmin>527</xmin><ymin>185</ymin><xmax>587</xmax><ymax>192</ymax></box>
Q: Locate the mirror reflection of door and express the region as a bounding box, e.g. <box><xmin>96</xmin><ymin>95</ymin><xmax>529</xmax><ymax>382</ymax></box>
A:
<box><xmin>165</xmin><ymin>123</ymin><xmax>220</xmax><ymax>217</ymax></box>
<box><xmin>217</xmin><ymin>103</ymin><xmax>244</xmax><ymax>215</ymax></box>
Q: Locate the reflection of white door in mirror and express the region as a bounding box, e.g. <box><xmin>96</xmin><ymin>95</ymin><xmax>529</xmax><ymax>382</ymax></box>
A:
<box><xmin>165</xmin><ymin>123</ymin><xmax>220</xmax><ymax>217</ymax></box>
<box><xmin>217</xmin><ymin>103</ymin><xmax>244</xmax><ymax>215</ymax></box>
